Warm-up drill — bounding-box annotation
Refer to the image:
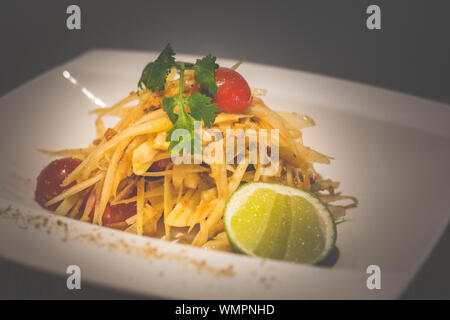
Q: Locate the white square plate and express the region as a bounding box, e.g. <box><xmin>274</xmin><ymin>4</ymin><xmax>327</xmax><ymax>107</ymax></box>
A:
<box><xmin>0</xmin><ymin>50</ymin><xmax>449</xmax><ymax>299</ymax></box>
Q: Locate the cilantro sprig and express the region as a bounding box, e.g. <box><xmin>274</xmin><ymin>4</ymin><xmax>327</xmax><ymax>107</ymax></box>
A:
<box><xmin>138</xmin><ymin>44</ymin><xmax>176</xmax><ymax>92</ymax></box>
<box><xmin>193</xmin><ymin>55</ymin><xmax>219</xmax><ymax>96</ymax></box>
<box><xmin>138</xmin><ymin>44</ymin><xmax>220</xmax><ymax>155</ymax></box>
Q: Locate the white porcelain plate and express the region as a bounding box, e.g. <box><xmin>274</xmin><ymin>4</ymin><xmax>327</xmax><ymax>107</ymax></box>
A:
<box><xmin>0</xmin><ymin>50</ymin><xmax>449</xmax><ymax>299</ymax></box>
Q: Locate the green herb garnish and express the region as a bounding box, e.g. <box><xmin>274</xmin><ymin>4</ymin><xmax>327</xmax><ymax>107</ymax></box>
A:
<box><xmin>138</xmin><ymin>44</ymin><xmax>176</xmax><ymax>92</ymax></box>
<box><xmin>138</xmin><ymin>44</ymin><xmax>220</xmax><ymax>155</ymax></box>
<box><xmin>193</xmin><ymin>55</ymin><xmax>219</xmax><ymax>96</ymax></box>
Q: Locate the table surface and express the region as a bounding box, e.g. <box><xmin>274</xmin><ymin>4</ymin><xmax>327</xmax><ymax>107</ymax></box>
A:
<box><xmin>0</xmin><ymin>0</ymin><xmax>449</xmax><ymax>299</ymax></box>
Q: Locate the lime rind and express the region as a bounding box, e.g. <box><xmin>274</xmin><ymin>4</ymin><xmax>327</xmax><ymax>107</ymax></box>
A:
<box><xmin>223</xmin><ymin>182</ymin><xmax>337</xmax><ymax>264</ymax></box>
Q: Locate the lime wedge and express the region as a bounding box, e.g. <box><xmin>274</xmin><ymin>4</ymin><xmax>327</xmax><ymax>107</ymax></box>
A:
<box><xmin>223</xmin><ymin>182</ymin><xmax>336</xmax><ymax>264</ymax></box>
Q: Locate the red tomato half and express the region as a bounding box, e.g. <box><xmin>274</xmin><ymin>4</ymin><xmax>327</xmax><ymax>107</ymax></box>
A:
<box><xmin>35</xmin><ymin>158</ymin><xmax>82</xmax><ymax>210</ymax></box>
<box><xmin>102</xmin><ymin>203</ymin><xmax>137</xmax><ymax>227</ymax></box>
<box><xmin>213</xmin><ymin>67</ymin><xmax>252</xmax><ymax>113</ymax></box>
<box><xmin>87</xmin><ymin>202</ymin><xmax>137</xmax><ymax>230</ymax></box>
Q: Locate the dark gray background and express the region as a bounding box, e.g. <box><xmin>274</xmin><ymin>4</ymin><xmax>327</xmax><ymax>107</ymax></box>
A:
<box><xmin>0</xmin><ymin>0</ymin><xmax>449</xmax><ymax>299</ymax></box>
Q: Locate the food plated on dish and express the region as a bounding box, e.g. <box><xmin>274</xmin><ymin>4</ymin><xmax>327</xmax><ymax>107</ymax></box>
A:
<box><xmin>34</xmin><ymin>45</ymin><xmax>357</xmax><ymax>264</ymax></box>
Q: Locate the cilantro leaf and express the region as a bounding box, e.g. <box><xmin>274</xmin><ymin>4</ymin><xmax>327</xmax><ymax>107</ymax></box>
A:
<box><xmin>138</xmin><ymin>44</ymin><xmax>176</xmax><ymax>92</ymax></box>
<box><xmin>166</xmin><ymin>102</ymin><xmax>196</xmax><ymax>154</ymax></box>
<box><xmin>162</xmin><ymin>97</ymin><xmax>178</xmax><ymax>123</ymax></box>
<box><xmin>188</xmin><ymin>93</ymin><xmax>220</xmax><ymax>127</ymax></box>
<box><xmin>193</xmin><ymin>55</ymin><xmax>219</xmax><ymax>96</ymax></box>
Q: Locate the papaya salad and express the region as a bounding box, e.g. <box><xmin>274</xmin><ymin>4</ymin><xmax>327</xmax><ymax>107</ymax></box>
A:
<box><xmin>35</xmin><ymin>44</ymin><xmax>357</xmax><ymax>256</ymax></box>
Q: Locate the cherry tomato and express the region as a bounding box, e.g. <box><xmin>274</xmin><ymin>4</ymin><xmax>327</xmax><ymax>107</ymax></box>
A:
<box><xmin>87</xmin><ymin>202</ymin><xmax>136</xmax><ymax>230</ymax></box>
<box><xmin>35</xmin><ymin>158</ymin><xmax>82</xmax><ymax>210</ymax></box>
<box><xmin>102</xmin><ymin>203</ymin><xmax>136</xmax><ymax>227</ymax></box>
<box><xmin>213</xmin><ymin>67</ymin><xmax>252</xmax><ymax>113</ymax></box>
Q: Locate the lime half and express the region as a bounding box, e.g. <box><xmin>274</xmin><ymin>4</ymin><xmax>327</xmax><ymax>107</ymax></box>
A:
<box><xmin>223</xmin><ymin>182</ymin><xmax>336</xmax><ymax>264</ymax></box>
